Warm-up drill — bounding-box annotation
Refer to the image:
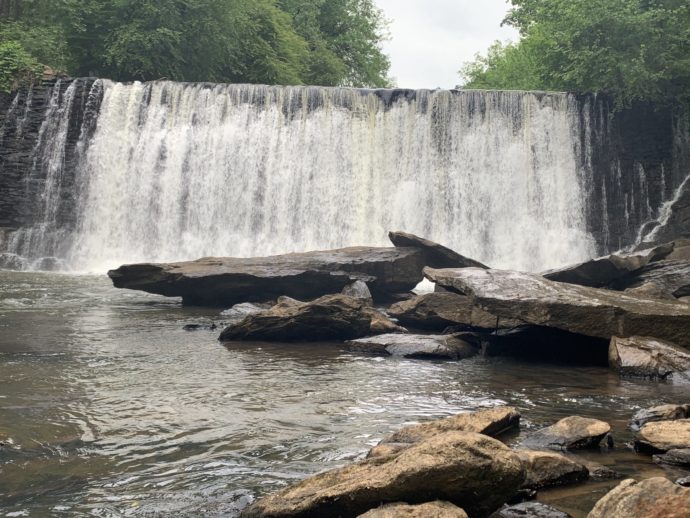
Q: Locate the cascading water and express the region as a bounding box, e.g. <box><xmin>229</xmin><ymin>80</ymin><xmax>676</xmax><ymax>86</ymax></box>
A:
<box><xmin>2</xmin><ymin>80</ymin><xmax>599</xmax><ymax>272</ymax></box>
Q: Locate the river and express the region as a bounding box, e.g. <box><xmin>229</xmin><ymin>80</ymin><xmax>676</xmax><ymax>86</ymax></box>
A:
<box><xmin>0</xmin><ymin>271</ymin><xmax>687</xmax><ymax>517</ymax></box>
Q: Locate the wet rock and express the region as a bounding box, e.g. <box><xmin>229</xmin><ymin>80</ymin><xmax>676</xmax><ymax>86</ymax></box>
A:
<box><xmin>517</xmin><ymin>450</ymin><xmax>589</xmax><ymax>489</ymax></box>
<box><xmin>343</xmin><ymin>280</ymin><xmax>374</xmax><ymax>304</ymax></box>
<box><xmin>109</xmin><ymin>246</ymin><xmax>427</xmax><ymax>306</ymax></box>
<box><xmin>346</xmin><ymin>334</ymin><xmax>479</xmax><ymax>360</ymax></box>
<box><xmin>588</xmin><ymin>477</ymin><xmax>690</xmax><ymax>518</ymax></box>
<box><xmin>612</xmin><ymin>260</ymin><xmax>690</xmax><ymax>300</ymax></box>
<box><xmin>677</xmin><ymin>476</ymin><xmax>690</xmax><ymax>487</ymax></box>
<box><xmin>388</xmin><ymin>292</ymin><xmax>521</xmax><ymax>331</ymax></box>
<box><xmin>578</xmin><ymin>460</ymin><xmax>622</xmax><ymax>480</ymax></box>
<box><xmin>388</xmin><ymin>231</ymin><xmax>488</xmax><ymax>269</ymax></box>
<box><xmin>425</xmin><ymin>267</ymin><xmax>690</xmax><ymax>347</ymax></box>
<box><xmin>379</xmin><ymin>407</ymin><xmax>521</xmax><ymax>446</ymax></box>
<box><xmin>0</xmin><ymin>252</ymin><xmax>27</xmax><ymax>270</ymax></box>
<box><xmin>542</xmin><ymin>243</ymin><xmax>673</xmax><ymax>288</ymax></box>
<box><xmin>521</xmin><ymin>416</ymin><xmax>611</xmax><ymax>451</ymax></box>
<box><xmin>242</xmin><ymin>431</ymin><xmax>525</xmax><ymax>518</ymax></box>
<box><xmin>220</xmin><ymin>302</ymin><xmax>268</xmax><ymax>320</ymax></box>
<box><xmin>219</xmin><ymin>294</ymin><xmax>399</xmax><ymax>342</ymax></box>
<box><xmin>653</xmin><ymin>448</ymin><xmax>690</xmax><ymax>467</ymax></box>
<box><xmin>365</xmin><ymin>308</ymin><xmax>408</xmax><ymax>335</ymax></box>
<box><xmin>630</xmin><ymin>404</ymin><xmax>690</xmax><ymax>430</ymax></box>
<box><xmin>358</xmin><ymin>501</ymin><xmax>468</xmax><ymax>518</ymax></box>
<box><xmin>609</xmin><ymin>336</ymin><xmax>690</xmax><ymax>381</ymax></box>
<box><xmin>491</xmin><ymin>502</ymin><xmax>572</xmax><ymax>518</ymax></box>
<box><xmin>183</xmin><ymin>323</ymin><xmax>218</xmax><ymax>331</ymax></box>
<box><xmin>635</xmin><ymin>419</ymin><xmax>690</xmax><ymax>453</ymax></box>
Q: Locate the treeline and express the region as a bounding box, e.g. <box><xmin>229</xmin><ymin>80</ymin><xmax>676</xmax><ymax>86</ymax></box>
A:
<box><xmin>461</xmin><ymin>0</ymin><xmax>690</xmax><ymax>108</ymax></box>
<box><xmin>0</xmin><ymin>0</ymin><xmax>391</xmax><ymax>92</ymax></box>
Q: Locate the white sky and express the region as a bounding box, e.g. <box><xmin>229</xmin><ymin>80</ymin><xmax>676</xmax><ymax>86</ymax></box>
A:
<box><xmin>375</xmin><ymin>0</ymin><xmax>519</xmax><ymax>89</ymax></box>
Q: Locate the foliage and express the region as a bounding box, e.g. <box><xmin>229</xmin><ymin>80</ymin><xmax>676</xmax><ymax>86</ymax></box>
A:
<box><xmin>0</xmin><ymin>40</ymin><xmax>42</xmax><ymax>92</ymax></box>
<box><xmin>0</xmin><ymin>0</ymin><xmax>391</xmax><ymax>88</ymax></box>
<box><xmin>461</xmin><ymin>0</ymin><xmax>690</xmax><ymax>108</ymax></box>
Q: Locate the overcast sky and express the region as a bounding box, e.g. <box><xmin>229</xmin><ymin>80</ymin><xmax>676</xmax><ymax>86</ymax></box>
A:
<box><xmin>374</xmin><ymin>0</ymin><xmax>518</xmax><ymax>89</ymax></box>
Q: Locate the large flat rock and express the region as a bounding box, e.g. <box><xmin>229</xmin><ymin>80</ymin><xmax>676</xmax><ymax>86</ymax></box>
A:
<box><xmin>609</xmin><ymin>336</ymin><xmax>690</xmax><ymax>381</ymax></box>
<box><xmin>425</xmin><ymin>267</ymin><xmax>690</xmax><ymax>347</ymax></box>
<box><xmin>389</xmin><ymin>231</ymin><xmax>488</xmax><ymax>269</ymax></box>
<box><xmin>521</xmin><ymin>416</ymin><xmax>611</xmax><ymax>451</ymax></box>
<box><xmin>241</xmin><ymin>431</ymin><xmax>524</xmax><ymax>518</ymax></box>
<box><xmin>346</xmin><ymin>334</ymin><xmax>479</xmax><ymax>360</ymax></box>
<box><xmin>635</xmin><ymin>419</ymin><xmax>690</xmax><ymax>453</ymax></box>
<box><xmin>588</xmin><ymin>477</ymin><xmax>690</xmax><ymax>518</ymax></box>
<box><xmin>108</xmin><ymin>247</ymin><xmax>427</xmax><ymax>306</ymax></box>
<box><xmin>612</xmin><ymin>260</ymin><xmax>690</xmax><ymax>299</ymax></box>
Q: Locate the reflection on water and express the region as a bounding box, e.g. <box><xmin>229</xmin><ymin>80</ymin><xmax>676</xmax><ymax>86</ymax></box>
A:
<box><xmin>0</xmin><ymin>272</ymin><xmax>688</xmax><ymax>517</ymax></box>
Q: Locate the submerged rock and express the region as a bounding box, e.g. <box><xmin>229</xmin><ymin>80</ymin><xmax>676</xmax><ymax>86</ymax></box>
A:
<box><xmin>358</xmin><ymin>501</ymin><xmax>468</xmax><ymax>518</ymax></box>
<box><xmin>635</xmin><ymin>419</ymin><xmax>690</xmax><ymax>453</ymax></box>
<box><xmin>588</xmin><ymin>477</ymin><xmax>690</xmax><ymax>518</ymax></box>
<box><xmin>653</xmin><ymin>448</ymin><xmax>690</xmax><ymax>467</ymax></box>
<box><xmin>609</xmin><ymin>336</ymin><xmax>690</xmax><ymax>381</ymax></box>
<box><xmin>517</xmin><ymin>450</ymin><xmax>589</xmax><ymax>490</ymax></box>
<box><xmin>388</xmin><ymin>292</ymin><xmax>520</xmax><ymax>331</ymax></box>
<box><xmin>183</xmin><ymin>323</ymin><xmax>218</xmax><ymax>331</ymax></box>
<box><xmin>630</xmin><ymin>404</ymin><xmax>690</xmax><ymax>430</ymax></box>
<box><xmin>242</xmin><ymin>431</ymin><xmax>524</xmax><ymax>518</ymax></box>
<box><xmin>521</xmin><ymin>416</ymin><xmax>611</xmax><ymax>451</ymax></box>
<box><xmin>542</xmin><ymin>243</ymin><xmax>673</xmax><ymax>288</ymax></box>
<box><xmin>388</xmin><ymin>231</ymin><xmax>488</xmax><ymax>269</ymax></box>
<box><xmin>108</xmin><ymin>246</ymin><xmax>427</xmax><ymax>306</ymax></box>
<box><xmin>491</xmin><ymin>502</ymin><xmax>572</xmax><ymax>518</ymax></box>
<box><xmin>219</xmin><ymin>294</ymin><xmax>398</xmax><ymax>342</ymax></box>
<box><xmin>346</xmin><ymin>334</ymin><xmax>479</xmax><ymax>360</ymax></box>
<box><xmin>425</xmin><ymin>267</ymin><xmax>690</xmax><ymax>347</ymax></box>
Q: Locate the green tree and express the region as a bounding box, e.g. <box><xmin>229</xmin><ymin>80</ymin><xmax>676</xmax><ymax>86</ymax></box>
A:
<box><xmin>0</xmin><ymin>40</ymin><xmax>41</xmax><ymax>92</ymax></box>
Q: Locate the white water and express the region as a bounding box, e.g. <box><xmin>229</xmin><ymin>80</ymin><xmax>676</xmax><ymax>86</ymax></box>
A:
<box><xmin>5</xmin><ymin>80</ymin><xmax>597</xmax><ymax>272</ymax></box>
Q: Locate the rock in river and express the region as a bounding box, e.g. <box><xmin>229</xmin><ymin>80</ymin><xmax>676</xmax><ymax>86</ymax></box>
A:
<box><xmin>358</xmin><ymin>501</ymin><xmax>468</xmax><ymax>518</ymax></box>
<box><xmin>521</xmin><ymin>416</ymin><xmax>611</xmax><ymax>451</ymax></box>
<box><xmin>346</xmin><ymin>334</ymin><xmax>479</xmax><ymax>360</ymax></box>
<box><xmin>425</xmin><ymin>267</ymin><xmax>690</xmax><ymax>347</ymax></box>
<box><xmin>588</xmin><ymin>477</ymin><xmax>690</xmax><ymax>518</ymax></box>
<box><xmin>517</xmin><ymin>450</ymin><xmax>589</xmax><ymax>490</ymax></box>
<box><xmin>630</xmin><ymin>404</ymin><xmax>690</xmax><ymax>430</ymax></box>
<box><xmin>388</xmin><ymin>231</ymin><xmax>488</xmax><ymax>269</ymax></box>
<box><xmin>108</xmin><ymin>246</ymin><xmax>427</xmax><ymax>306</ymax></box>
<box><xmin>609</xmin><ymin>336</ymin><xmax>690</xmax><ymax>381</ymax></box>
<box><xmin>635</xmin><ymin>419</ymin><xmax>690</xmax><ymax>453</ymax></box>
<box><xmin>654</xmin><ymin>448</ymin><xmax>690</xmax><ymax>467</ymax></box>
<box><xmin>241</xmin><ymin>431</ymin><xmax>525</xmax><ymax>518</ymax></box>
<box><xmin>491</xmin><ymin>502</ymin><xmax>572</xmax><ymax>518</ymax></box>
<box><xmin>219</xmin><ymin>294</ymin><xmax>400</xmax><ymax>342</ymax></box>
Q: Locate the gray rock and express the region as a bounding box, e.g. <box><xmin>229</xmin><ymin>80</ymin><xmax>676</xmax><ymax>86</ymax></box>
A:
<box><xmin>357</xmin><ymin>501</ymin><xmax>468</xmax><ymax>518</ymax></box>
<box><xmin>109</xmin><ymin>246</ymin><xmax>427</xmax><ymax>306</ymax></box>
<box><xmin>342</xmin><ymin>280</ymin><xmax>374</xmax><ymax>304</ymax></box>
<box><xmin>517</xmin><ymin>450</ymin><xmax>589</xmax><ymax>490</ymax></box>
<box><xmin>241</xmin><ymin>431</ymin><xmax>525</xmax><ymax>518</ymax></box>
<box><xmin>635</xmin><ymin>419</ymin><xmax>690</xmax><ymax>453</ymax></box>
<box><xmin>491</xmin><ymin>502</ymin><xmax>572</xmax><ymax>518</ymax></box>
<box><xmin>521</xmin><ymin>416</ymin><xmax>611</xmax><ymax>451</ymax></box>
<box><xmin>425</xmin><ymin>267</ymin><xmax>690</xmax><ymax>347</ymax></box>
<box><xmin>542</xmin><ymin>243</ymin><xmax>673</xmax><ymax>288</ymax></box>
<box><xmin>388</xmin><ymin>231</ymin><xmax>488</xmax><ymax>269</ymax></box>
<box><xmin>220</xmin><ymin>302</ymin><xmax>268</xmax><ymax>320</ymax></box>
<box><xmin>588</xmin><ymin>477</ymin><xmax>690</xmax><ymax>518</ymax></box>
<box><xmin>612</xmin><ymin>260</ymin><xmax>690</xmax><ymax>299</ymax></box>
<box><xmin>653</xmin><ymin>448</ymin><xmax>690</xmax><ymax>467</ymax></box>
<box><xmin>346</xmin><ymin>334</ymin><xmax>479</xmax><ymax>360</ymax></box>
<box><xmin>630</xmin><ymin>404</ymin><xmax>690</xmax><ymax>430</ymax></box>
<box><xmin>677</xmin><ymin>476</ymin><xmax>690</xmax><ymax>487</ymax></box>
<box><xmin>219</xmin><ymin>294</ymin><xmax>398</xmax><ymax>342</ymax></box>
<box><xmin>609</xmin><ymin>336</ymin><xmax>690</xmax><ymax>381</ymax></box>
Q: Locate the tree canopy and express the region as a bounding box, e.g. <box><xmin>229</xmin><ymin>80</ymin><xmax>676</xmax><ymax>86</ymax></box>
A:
<box><xmin>0</xmin><ymin>0</ymin><xmax>391</xmax><ymax>91</ymax></box>
<box><xmin>461</xmin><ymin>0</ymin><xmax>690</xmax><ymax>108</ymax></box>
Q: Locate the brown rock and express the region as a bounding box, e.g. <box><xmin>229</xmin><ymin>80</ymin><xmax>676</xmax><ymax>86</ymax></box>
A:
<box><xmin>388</xmin><ymin>231</ymin><xmax>488</xmax><ymax>269</ymax></box>
<box><xmin>653</xmin><ymin>448</ymin><xmax>690</xmax><ymax>467</ymax></box>
<box><xmin>492</xmin><ymin>502</ymin><xmax>572</xmax><ymax>518</ymax></box>
<box><xmin>588</xmin><ymin>477</ymin><xmax>690</xmax><ymax>518</ymax></box>
<box><xmin>425</xmin><ymin>267</ymin><xmax>690</xmax><ymax>347</ymax></box>
<box><xmin>630</xmin><ymin>404</ymin><xmax>690</xmax><ymax>430</ymax></box>
<box><xmin>521</xmin><ymin>416</ymin><xmax>611</xmax><ymax>451</ymax></box>
<box><xmin>109</xmin><ymin>246</ymin><xmax>427</xmax><ymax>306</ymax></box>
<box><xmin>517</xmin><ymin>450</ymin><xmax>589</xmax><ymax>489</ymax></box>
<box><xmin>346</xmin><ymin>334</ymin><xmax>479</xmax><ymax>360</ymax></box>
<box><xmin>609</xmin><ymin>336</ymin><xmax>690</xmax><ymax>381</ymax></box>
<box><xmin>635</xmin><ymin>419</ymin><xmax>690</xmax><ymax>453</ymax></box>
<box><xmin>358</xmin><ymin>501</ymin><xmax>468</xmax><ymax>518</ymax></box>
<box><xmin>242</xmin><ymin>431</ymin><xmax>525</xmax><ymax>518</ymax></box>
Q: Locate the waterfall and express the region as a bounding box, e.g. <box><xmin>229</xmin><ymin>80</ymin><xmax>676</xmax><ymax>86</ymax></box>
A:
<box><xmin>2</xmin><ymin>80</ymin><xmax>598</xmax><ymax>273</ymax></box>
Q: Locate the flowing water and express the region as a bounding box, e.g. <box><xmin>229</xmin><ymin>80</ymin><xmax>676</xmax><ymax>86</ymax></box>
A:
<box><xmin>1</xmin><ymin>272</ymin><xmax>688</xmax><ymax>517</ymax></box>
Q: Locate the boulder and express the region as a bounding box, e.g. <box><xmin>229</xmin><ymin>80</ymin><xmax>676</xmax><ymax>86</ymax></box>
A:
<box><xmin>357</xmin><ymin>501</ymin><xmax>468</xmax><ymax>518</ymax></box>
<box><xmin>588</xmin><ymin>477</ymin><xmax>690</xmax><ymax>518</ymax></box>
<box><xmin>516</xmin><ymin>450</ymin><xmax>589</xmax><ymax>489</ymax></box>
<box><xmin>491</xmin><ymin>502</ymin><xmax>572</xmax><ymax>518</ymax></box>
<box><xmin>653</xmin><ymin>448</ymin><xmax>690</xmax><ymax>467</ymax></box>
<box><xmin>521</xmin><ymin>416</ymin><xmax>611</xmax><ymax>451</ymax></box>
<box><xmin>635</xmin><ymin>419</ymin><xmax>690</xmax><ymax>453</ymax></box>
<box><xmin>388</xmin><ymin>292</ymin><xmax>521</xmax><ymax>331</ymax></box>
<box><xmin>343</xmin><ymin>280</ymin><xmax>374</xmax><ymax>304</ymax></box>
<box><xmin>220</xmin><ymin>302</ymin><xmax>269</xmax><ymax>320</ymax></box>
<box><xmin>612</xmin><ymin>260</ymin><xmax>690</xmax><ymax>299</ymax></box>
<box><xmin>609</xmin><ymin>336</ymin><xmax>690</xmax><ymax>381</ymax></box>
<box><xmin>108</xmin><ymin>246</ymin><xmax>427</xmax><ymax>306</ymax></box>
<box><xmin>379</xmin><ymin>407</ymin><xmax>520</xmax><ymax>446</ymax></box>
<box><xmin>425</xmin><ymin>267</ymin><xmax>690</xmax><ymax>347</ymax></box>
<box><xmin>388</xmin><ymin>231</ymin><xmax>488</xmax><ymax>269</ymax></box>
<box><xmin>365</xmin><ymin>308</ymin><xmax>408</xmax><ymax>335</ymax></box>
<box><xmin>219</xmin><ymin>294</ymin><xmax>400</xmax><ymax>342</ymax></box>
<box><xmin>346</xmin><ymin>334</ymin><xmax>479</xmax><ymax>360</ymax></box>
<box><xmin>542</xmin><ymin>243</ymin><xmax>673</xmax><ymax>288</ymax></box>
<box><xmin>241</xmin><ymin>431</ymin><xmax>525</xmax><ymax>518</ymax></box>
<box><xmin>630</xmin><ymin>404</ymin><xmax>690</xmax><ymax>430</ymax></box>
